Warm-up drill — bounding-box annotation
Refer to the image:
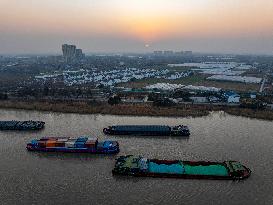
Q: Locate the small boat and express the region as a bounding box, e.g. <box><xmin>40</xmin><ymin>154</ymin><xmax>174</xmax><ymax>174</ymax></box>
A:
<box><xmin>27</xmin><ymin>137</ymin><xmax>119</xmax><ymax>154</ymax></box>
<box><xmin>0</xmin><ymin>121</ymin><xmax>45</xmax><ymax>131</ymax></box>
<box><xmin>112</xmin><ymin>155</ymin><xmax>251</xmax><ymax>180</ymax></box>
<box><xmin>103</xmin><ymin>125</ymin><xmax>190</xmax><ymax>136</ymax></box>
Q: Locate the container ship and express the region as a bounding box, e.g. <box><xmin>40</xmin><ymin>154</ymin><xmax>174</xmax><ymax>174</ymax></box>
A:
<box><xmin>27</xmin><ymin>137</ymin><xmax>119</xmax><ymax>154</ymax></box>
<box><xmin>0</xmin><ymin>121</ymin><xmax>45</xmax><ymax>131</ymax></box>
<box><xmin>112</xmin><ymin>155</ymin><xmax>251</xmax><ymax>180</ymax></box>
<box><xmin>103</xmin><ymin>125</ymin><xmax>190</xmax><ymax>136</ymax></box>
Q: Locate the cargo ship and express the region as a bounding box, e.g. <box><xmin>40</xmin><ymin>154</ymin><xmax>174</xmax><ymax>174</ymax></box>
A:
<box><xmin>112</xmin><ymin>155</ymin><xmax>251</xmax><ymax>180</ymax></box>
<box><xmin>103</xmin><ymin>125</ymin><xmax>190</xmax><ymax>136</ymax></box>
<box><xmin>0</xmin><ymin>121</ymin><xmax>45</xmax><ymax>131</ymax></box>
<box><xmin>27</xmin><ymin>137</ymin><xmax>119</xmax><ymax>154</ymax></box>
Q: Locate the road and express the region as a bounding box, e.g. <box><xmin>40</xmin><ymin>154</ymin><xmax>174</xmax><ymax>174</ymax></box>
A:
<box><xmin>259</xmin><ymin>76</ymin><xmax>266</xmax><ymax>93</ymax></box>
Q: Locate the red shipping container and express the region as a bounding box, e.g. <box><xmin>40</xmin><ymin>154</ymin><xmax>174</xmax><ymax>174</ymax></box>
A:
<box><xmin>85</xmin><ymin>141</ymin><xmax>97</xmax><ymax>148</ymax></box>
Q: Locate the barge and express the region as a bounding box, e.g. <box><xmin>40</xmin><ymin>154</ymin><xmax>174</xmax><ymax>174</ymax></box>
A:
<box><xmin>112</xmin><ymin>155</ymin><xmax>251</xmax><ymax>180</ymax></box>
<box><xmin>27</xmin><ymin>137</ymin><xmax>119</xmax><ymax>154</ymax></box>
<box><xmin>103</xmin><ymin>125</ymin><xmax>190</xmax><ymax>136</ymax></box>
<box><xmin>0</xmin><ymin>121</ymin><xmax>45</xmax><ymax>131</ymax></box>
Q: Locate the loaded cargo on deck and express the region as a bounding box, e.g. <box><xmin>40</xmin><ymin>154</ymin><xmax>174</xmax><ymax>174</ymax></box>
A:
<box><xmin>0</xmin><ymin>121</ymin><xmax>45</xmax><ymax>131</ymax></box>
<box><xmin>27</xmin><ymin>136</ymin><xmax>119</xmax><ymax>154</ymax></box>
<box><xmin>103</xmin><ymin>125</ymin><xmax>190</xmax><ymax>136</ymax></box>
<box><xmin>112</xmin><ymin>155</ymin><xmax>251</xmax><ymax>180</ymax></box>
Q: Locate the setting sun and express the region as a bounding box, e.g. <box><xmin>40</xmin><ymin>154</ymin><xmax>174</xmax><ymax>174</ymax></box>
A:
<box><xmin>0</xmin><ymin>0</ymin><xmax>272</xmax><ymax>53</ymax></box>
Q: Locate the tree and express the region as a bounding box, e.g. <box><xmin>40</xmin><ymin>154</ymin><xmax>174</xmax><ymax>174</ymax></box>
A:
<box><xmin>148</xmin><ymin>92</ymin><xmax>161</xmax><ymax>101</ymax></box>
<box><xmin>0</xmin><ymin>92</ymin><xmax>8</xmax><ymax>100</ymax></box>
<box><xmin>76</xmin><ymin>88</ymin><xmax>82</xmax><ymax>98</ymax></box>
<box><xmin>97</xmin><ymin>84</ymin><xmax>104</xmax><ymax>89</ymax></box>
<box><xmin>153</xmin><ymin>98</ymin><xmax>176</xmax><ymax>107</ymax></box>
<box><xmin>108</xmin><ymin>95</ymin><xmax>121</xmax><ymax>105</ymax></box>
<box><xmin>43</xmin><ymin>86</ymin><xmax>49</xmax><ymax>96</ymax></box>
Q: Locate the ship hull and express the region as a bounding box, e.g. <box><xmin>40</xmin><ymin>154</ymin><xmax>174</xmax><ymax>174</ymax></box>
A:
<box><xmin>27</xmin><ymin>145</ymin><xmax>119</xmax><ymax>154</ymax></box>
<box><xmin>112</xmin><ymin>156</ymin><xmax>251</xmax><ymax>180</ymax></box>
<box><xmin>0</xmin><ymin>121</ymin><xmax>45</xmax><ymax>131</ymax></box>
<box><xmin>103</xmin><ymin>125</ymin><xmax>190</xmax><ymax>136</ymax></box>
<box><xmin>112</xmin><ymin>168</ymin><xmax>251</xmax><ymax>180</ymax></box>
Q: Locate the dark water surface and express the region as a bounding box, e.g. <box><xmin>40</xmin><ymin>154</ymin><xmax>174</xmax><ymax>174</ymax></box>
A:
<box><xmin>0</xmin><ymin>109</ymin><xmax>272</xmax><ymax>205</ymax></box>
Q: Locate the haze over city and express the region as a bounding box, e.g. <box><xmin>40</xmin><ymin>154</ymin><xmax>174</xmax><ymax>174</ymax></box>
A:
<box><xmin>1</xmin><ymin>1</ymin><xmax>273</xmax><ymax>204</ymax></box>
<box><xmin>0</xmin><ymin>0</ymin><xmax>272</xmax><ymax>55</ymax></box>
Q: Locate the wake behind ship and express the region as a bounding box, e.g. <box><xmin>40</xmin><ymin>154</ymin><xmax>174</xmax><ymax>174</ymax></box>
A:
<box><xmin>103</xmin><ymin>125</ymin><xmax>190</xmax><ymax>136</ymax></box>
<box><xmin>0</xmin><ymin>121</ymin><xmax>45</xmax><ymax>131</ymax></box>
<box><xmin>113</xmin><ymin>155</ymin><xmax>251</xmax><ymax>180</ymax></box>
<box><xmin>27</xmin><ymin>137</ymin><xmax>119</xmax><ymax>154</ymax></box>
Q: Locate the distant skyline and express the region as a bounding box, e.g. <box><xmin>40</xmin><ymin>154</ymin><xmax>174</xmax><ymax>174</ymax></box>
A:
<box><xmin>0</xmin><ymin>0</ymin><xmax>272</xmax><ymax>55</ymax></box>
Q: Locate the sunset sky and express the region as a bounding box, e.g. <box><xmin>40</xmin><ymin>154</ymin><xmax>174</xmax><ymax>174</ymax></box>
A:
<box><xmin>0</xmin><ymin>0</ymin><xmax>272</xmax><ymax>54</ymax></box>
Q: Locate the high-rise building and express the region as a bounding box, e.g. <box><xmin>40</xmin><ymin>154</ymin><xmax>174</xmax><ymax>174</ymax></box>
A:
<box><xmin>154</xmin><ymin>50</ymin><xmax>192</xmax><ymax>56</ymax></box>
<box><xmin>184</xmin><ymin>51</ymin><xmax>193</xmax><ymax>55</ymax></box>
<box><xmin>75</xmin><ymin>49</ymin><xmax>84</xmax><ymax>58</ymax></box>
<box><xmin>163</xmin><ymin>50</ymin><xmax>174</xmax><ymax>56</ymax></box>
<box><xmin>62</xmin><ymin>44</ymin><xmax>84</xmax><ymax>61</ymax></box>
<box><xmin>154</xmin><ymin>51</ymin><xmax>163</xmax><ymax>55</ymax></box>
<box><xmin>175</xmin><ymin>51</ymin><xmax>184</xmax><ymax>55</ymax></box>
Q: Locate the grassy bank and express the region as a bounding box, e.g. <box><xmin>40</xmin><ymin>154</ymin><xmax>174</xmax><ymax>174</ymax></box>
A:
<box><xmin>223</xmin><ymin>107</ymin><xmax>273</xmax><ymax>121</ymax></box>
<box><xmin>0</xmin><ymin>100</ymin><xmax>210</xmax><ymax>118</ymax></box>
<box><xmin>0</xmin><ymin>100</ymin><xmax>272</xmax><ymax>120</ymax></box>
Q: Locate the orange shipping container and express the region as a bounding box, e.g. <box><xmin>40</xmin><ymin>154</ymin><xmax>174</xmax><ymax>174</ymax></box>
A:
<box><xmin>46</xmin><ymin>140</ymin><xmax>57</xmax><ymax>147</ymax></box>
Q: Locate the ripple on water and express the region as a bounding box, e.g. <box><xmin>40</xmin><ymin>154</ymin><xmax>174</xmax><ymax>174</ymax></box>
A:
<box><xmin>0</xmin><ymin>109</ymin><xmax>273</xmax><ymax>205</ymax></box>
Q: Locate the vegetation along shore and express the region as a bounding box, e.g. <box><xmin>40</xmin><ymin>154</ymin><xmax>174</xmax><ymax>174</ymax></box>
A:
<box><xmin>0</xmin><ymin>100</ymin><xmax>273</xmax><ymax>121</ymax></box>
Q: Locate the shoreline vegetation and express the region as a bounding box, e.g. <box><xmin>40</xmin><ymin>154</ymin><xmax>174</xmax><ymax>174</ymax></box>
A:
<box><xmin>0</xmin><ymin>100</ymin><xmax>272</xmax><ymax>121</ymax></box>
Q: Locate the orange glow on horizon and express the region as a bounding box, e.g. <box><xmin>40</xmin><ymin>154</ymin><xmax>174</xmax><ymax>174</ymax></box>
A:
<box><xmin>118</xmin><ymin>15</ymin><xmax>180</xmax><ymax>41</ymax></box>
<box><xmin>0</xmin><ymin>0</ymin><xmax>272</xmax><ymax>43</ymax></box>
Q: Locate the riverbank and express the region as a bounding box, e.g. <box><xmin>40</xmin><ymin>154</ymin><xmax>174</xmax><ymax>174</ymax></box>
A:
<box><xmin>223</xmin><ymin>107</ymin><xmax>273</xmax><ymax>121</ymax></box>
<box><xmin>0</xmin><ymin>100</ymin><xmax>210</xmax><ymax>118</ymax></box>
<box><xmin>0</xmin><ymin>100</ymin><xmax>272</xmax><ymax>120</ymax></box>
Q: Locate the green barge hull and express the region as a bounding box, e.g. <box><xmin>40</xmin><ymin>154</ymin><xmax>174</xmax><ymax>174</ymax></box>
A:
<box><xmin>112</xmin><ymin>155</ymin><xmax>251</xmax><ymax>180</ymax></box>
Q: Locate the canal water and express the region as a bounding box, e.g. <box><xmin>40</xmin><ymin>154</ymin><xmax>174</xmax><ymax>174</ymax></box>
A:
<box><xmin>0</xmin><ymin>109</ymin><xmax>272</xmax><ymax>205</ymax></box>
